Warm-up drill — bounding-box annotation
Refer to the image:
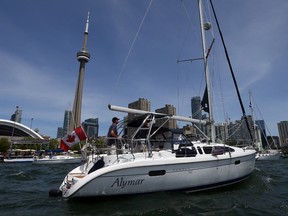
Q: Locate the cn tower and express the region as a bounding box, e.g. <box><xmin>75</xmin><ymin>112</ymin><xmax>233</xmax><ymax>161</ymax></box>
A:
<box><xmin>69</xmin><ymin>12</ymin><xmax>91</xmax><ymax>132</ymax></box>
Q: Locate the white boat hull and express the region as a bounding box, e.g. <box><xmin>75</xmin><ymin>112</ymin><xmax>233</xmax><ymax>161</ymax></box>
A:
<box><xmin>256</xmin><ymin>152</ymin><xmax>281</xmax><ymax>161</ymax></box>
<box><xmin>59</xmin><ymin>145</ymin><xmax>256</xmax><ymax>198</ymax></box>
<box><xmin>33</xmin><ymin>155</ymin><xmax>84</xmax><ymax>164</ymax></box>
<box><xmin>4</xmin><ymin>157</ymin><xmax>34</xmax><ymax>163</ymax></box>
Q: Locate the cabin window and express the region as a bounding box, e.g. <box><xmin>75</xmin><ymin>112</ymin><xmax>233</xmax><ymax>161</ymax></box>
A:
<box><xmin>203</xmin><ymin>146</ymin><xmax>213</xmax><ymax>154</ymax></box>
<box><xmin>224</xmin><ymin>147</ymin><xmax>235</xmax><ymax>152</ymax></box>
<box><xmin>203</xmin><ymin>146</ymin><xmax>235</xmax><ymax>155</ymax></box>
<box><xmin>176</xmin><ymin>146</ymin><xmax>197</xmax><ymax>157</ymax></box>
<box><xmin>197</xmin><ymin>146</ymin><xmax>203</xmax><ymax>154</ymax></box>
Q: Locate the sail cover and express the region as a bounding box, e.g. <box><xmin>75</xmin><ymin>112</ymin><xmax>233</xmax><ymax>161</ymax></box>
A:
<box><xmin>201</xmin><ymin>86</ymin><xmax>210</xmax><ymax>113</ymax></box>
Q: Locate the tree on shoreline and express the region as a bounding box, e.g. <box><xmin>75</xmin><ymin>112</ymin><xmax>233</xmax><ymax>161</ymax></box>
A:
<box><xmin>0</xmin><ymin>138</ymin><xmax>10</xmax><ymax>153</ymax></box>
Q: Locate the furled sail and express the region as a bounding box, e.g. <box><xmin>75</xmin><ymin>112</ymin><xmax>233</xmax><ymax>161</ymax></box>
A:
<box><xmin>201</xmin><ymin>86</ymin><xmax>209</xmax><ymax>113</ymax></box>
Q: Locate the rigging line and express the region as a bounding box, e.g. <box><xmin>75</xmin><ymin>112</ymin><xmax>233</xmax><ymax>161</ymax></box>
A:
<box><xmin>192</xmin><ymin>108</ymin><xmax>202</xmax><ymax>118</ymax></box>
<box><xmin>177</xmin><ymin>63</ymin><xmax>181</xmax><ymax>116</ymax></box>
<box><xmin>178</xmin><ymin>0</ymin><xmax>193</xmax><ymax>62</ymax></box>
<box><xmin>179</xmin><ymin>0</ymin><xmax>206</xmax><ymax>97</ymax></box>
<box><xmin>253</xmin><ymin>110</ymin><xmax>275</xmax><ymax>150</ymax></box>
<box><xmin>109</xmin><ymin>0</ymin><xmax>154</xmax><ymax>103</ymax></box>
<box><xmin>204</xmin><ymin>0</ymin><xmax>215</xmax><ymax>38</ymax></box>
<box><xmin>209</xmin><ymin>0</ymin><xmax>254</xmax><ymax>142</ymax></box>
<box><xmin>178</xmin><ymin>0</ymin><xmax>203</xmax><ymax>63</ymax></box>
<box><xmin>250</xmin><ymin>92</ymin><xmax>277</xmax><ymax>148</ymax></box>
<box><xmin>226</xmin><ymin>119</ymin><xmax>244</xmax><ymax>140</ymax></box>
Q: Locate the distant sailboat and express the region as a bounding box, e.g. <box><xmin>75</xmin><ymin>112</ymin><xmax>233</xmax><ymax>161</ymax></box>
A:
<box><xmin>4</xmin><ymin>148</ymin><xmax>34</xmax><ymax>163</ymax></box>
<box><xmin>248</xmin><ymin>90</ymin><xmax>280</xmax><ymax>161</ymax></box>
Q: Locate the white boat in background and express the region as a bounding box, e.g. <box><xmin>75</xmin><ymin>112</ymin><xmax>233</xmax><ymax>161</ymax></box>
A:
<box><xmin>4</xmin><ymin>157</ymin><xmax>34</xmax><ymax>163</ymax></box>
<box><xmin>256</xmin><ymin>150</ymin><xmax>281</xmax><ymax>161</ymax></box>
<box><xmin>33</xmin><ymin>154</ymin><xmax>84</xmax><ymax>165</ymax></box>
<box><xmin>248</xmin><ymin>91</ymin><xmax>281</xmax><ymax>161</ymax></box>
<box><xmin>4</xmin><ymin>149</ymin><xmax>35</xmax><ymax>163</ymax></box>
<box><xmin>50</xmin><ymin>0</ymin><xmax>256</xmax><ymax>199</ymax></box>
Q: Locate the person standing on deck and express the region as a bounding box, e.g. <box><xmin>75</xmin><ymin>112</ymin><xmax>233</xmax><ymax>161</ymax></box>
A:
<box><xmin>107</xmin><ymin>117</ymin><xmax>120</xmax><ymax>154</ymax></box>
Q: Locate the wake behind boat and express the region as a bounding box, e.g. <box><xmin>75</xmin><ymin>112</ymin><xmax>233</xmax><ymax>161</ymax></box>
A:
<box><xmin>50</xmin><ymin>0</ymin><xmax>256</xmax><ymax>199</ymax></box>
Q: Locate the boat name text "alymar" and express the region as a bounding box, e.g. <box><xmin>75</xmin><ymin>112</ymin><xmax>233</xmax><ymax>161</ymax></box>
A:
<box><xmin>111</xmin><ymin>177</ymin><xmax>145</xmax><ymax>188</ymax></box>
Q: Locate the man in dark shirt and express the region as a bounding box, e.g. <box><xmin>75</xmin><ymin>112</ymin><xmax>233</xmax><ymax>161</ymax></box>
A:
<box><xmin>107</xmin><ymin>117</ymin><xmax>119</xmax><ymax>154</ymax></box>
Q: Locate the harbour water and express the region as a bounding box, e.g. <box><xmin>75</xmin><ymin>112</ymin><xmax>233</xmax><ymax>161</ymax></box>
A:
<box><xmin>0</xmin><ymin>159</ymin><xmax>287</xmax><ymax>216</ymax></box>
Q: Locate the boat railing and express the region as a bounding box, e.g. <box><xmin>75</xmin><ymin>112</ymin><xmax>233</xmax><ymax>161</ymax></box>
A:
<box><xmin>100</xmin><ymin>133</ymin><xmax>193</xmax><ymax>157</ymax></box>
<box><xmin>97</xmin><ymin>137</ymin><xmax>130</xmax><ymax>158</ymax></box>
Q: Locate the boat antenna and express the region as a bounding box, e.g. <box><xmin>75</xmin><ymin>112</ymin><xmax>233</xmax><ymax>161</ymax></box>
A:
<box><xmin>209</xmin><ymin>0</ymin><xmax>254</xmax><ymax>143</ymax></box>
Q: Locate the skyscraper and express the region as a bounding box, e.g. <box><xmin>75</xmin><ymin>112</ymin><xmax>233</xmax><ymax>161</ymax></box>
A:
<box><xmin>277</xmin><ymin>121</ymin><xmax>288</xmax><ymax>146</ymax></box>
<box><xmin>69</xmin><ymin>13</ymin><xmax>91</xmax><ymax>132</ymax></box>
<box><xmin>191</xmin><ymin>96</ymin><xmax>202</xmax><ymax>120</ymax></box>
<box><xmin>155</xmin><ymin>104</ymin><xmax>176</xmax><ymax>129</ymax></box>
<box><xmin>128</xmin><ymin>98</ymin><xmax>151</xmax><ymax>119</ymax></box>
<box><xmin>191</xmin><ymin>96</ymin><xmax>204</xmax><ymax>136</ymax></box>
<box><xmin>255</xmin><ymin>120</ymin><xmax>268</xmax><ymax>148</ymax></box>
<box><xmin>127</xmin><ymin>98</ymin><xmax>151</xmax><ymax>138</ymax></box>
<box><xmin>63</xmin><ymin>110</ymin><xmax>72</xmax><ymax>136</ymax></box>
<box><xmin>82</xmin><ymin>118</ymin><xmax>99</xmax><ymax>139</ymax></box>
<box><xmin>56</xmin><ymin>127</ymin><xmax>63</xmax><ymax>139</ymax></box>
<box><xmin>10</xmin><ymin>106</ymin><xmax>22</xmax><ymax>123</ymax></box>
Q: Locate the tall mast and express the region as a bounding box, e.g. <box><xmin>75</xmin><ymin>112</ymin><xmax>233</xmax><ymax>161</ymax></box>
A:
<box><xmin>69</xmin><ymin>12</ymin><xmax>91</xmax><ymax>132</ymax></box>
<box><xmin>198</xmin><ymin>0</ymin><xmax>215</xmax><ymax>142</ymax></box>
<box><xmin>249</xmin><ymin>90</ymin><xmax>260</xmax><ymax>145</ymax></box>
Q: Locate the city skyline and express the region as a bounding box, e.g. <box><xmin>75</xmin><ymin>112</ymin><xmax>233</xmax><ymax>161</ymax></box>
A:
<box><xmin>1</xmin><ymin>98</ymin><xmax>287</xmax><ymax>147</ymax></box>
<box><xmin>1</xmin><ymin>0</ymin><xmax>288</xmax><ymax>137</ymax></box>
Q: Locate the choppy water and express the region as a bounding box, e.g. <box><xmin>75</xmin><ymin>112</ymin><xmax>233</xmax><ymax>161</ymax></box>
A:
<box><xmin>0</xmin><ymin>159</ymin><xmax>287</xmax><ymax>216</ymax></box>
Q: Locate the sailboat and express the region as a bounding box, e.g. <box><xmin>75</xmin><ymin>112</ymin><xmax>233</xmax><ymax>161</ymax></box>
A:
<box><xmin>4</xmin><ymin>149</ymin><xmax>34</xmax><ymax>163</ymax></box>
<box><xmin>50</xmin><ymin>0</ymin><xmax>256</xmax><ymax>199</ymax></box>
<box><xmin>32</xmin><ymin>151</ymin><xmax>84</xmax><ymax>165</ymax></box>
<box><xmin>248</xmin><ymin>91</ymin><xmax>281</xmax><ymax>161</ymax></box>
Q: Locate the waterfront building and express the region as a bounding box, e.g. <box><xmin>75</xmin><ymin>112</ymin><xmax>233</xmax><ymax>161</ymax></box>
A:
<box><xmin>255</xmin><ymin>120</ymin><xmax>268</xmax><ymax>149</ymax></box>
<box><xmin>191</xmin><ymin>96</ymin><xmax>202</xmax><ymax>136</ymax></box>
<box><xmin>69</xmin><ymin>13</ymin><xmax>91</xmax><ymax>132</ymax></box>
<box><xmin>227</xmin><ymin>120</ymin><xmax>244</xmax><ymax>145</ymax></box>
<box><xmin>215</xmin><ymin>123</ymin><xmax>228</xmax><ymax>143</ymax></box>
<box><xmin>127</xmin><ymin>98</ymin><xmax>151</xmax><ymax>122</ymax></box>
<box><xmin>277</xmin><ymin>121</ymin><xmax>288</xmax><ymax>146</ymax></box>
<box><xmin>127</xmin><ymin>98</ymin><xmax>151</xmax><ymax>138</ymax></box>
<box><xmin>128</xmin><ymin>98</ymin><xmax>151</xmax><ymax>114</ymax></box>
<box><xmin>63</xmin><ymin>110</ymin><xmax>72</xmax><ymax>136</ymax></box>
<box><xmin>182</xmin><ymin>124</ymin><xmax>197</xmax><ymax>140</ymax></box>
<box><xmin>226</xmin><ymin>115</ymin><xmax>261</xmax><ymax>146</ymax></box>
<box><xmin>155</xmin><ymin>104</ymin><xmax>177</xmax><ymax>129</ymax></box>
<box><xmin>83</xmin><ymin>118</ymin><xmax>99</xmax><ymax>139</ymax></box>
<box><xmin>191</xmin><ymin>96</ymin><xmax>211</xmax><ymax>139</ymax></box>
<box><xmin>267</xmin><ymin>136</ymin><xmax>280</xmax><ymax>149</ymax></box>
<box><xmin>56</xmin><ymin>127</ymin><xmax>63</xmax><ymax>139</ymax></box>
<box><xmin>240</xmin><ymin>115</ymin><xmax>254</xmax><ymax>143</ymax></box>
<box><xmin>0</xmin><ymin>119</ymin><xmax>43</xmax><ymax>140</ymax></box>
<box><xmin>191</xmin><ymin>96</ymin><xmax>202</xmax><ymax>120</ymax></box>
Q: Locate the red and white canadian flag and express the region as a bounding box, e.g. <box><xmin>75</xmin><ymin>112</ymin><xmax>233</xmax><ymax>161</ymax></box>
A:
<box><xmin>60</xmin><ymin>126</ymin><xmax>87</xmax><ymax>151</ymax></box>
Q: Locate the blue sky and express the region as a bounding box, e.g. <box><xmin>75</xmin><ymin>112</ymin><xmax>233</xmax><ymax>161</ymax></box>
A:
<box><xmin>0</xmin><ymin>0</ymin><xmax>287</xmax><ymax>138</ymax></box>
